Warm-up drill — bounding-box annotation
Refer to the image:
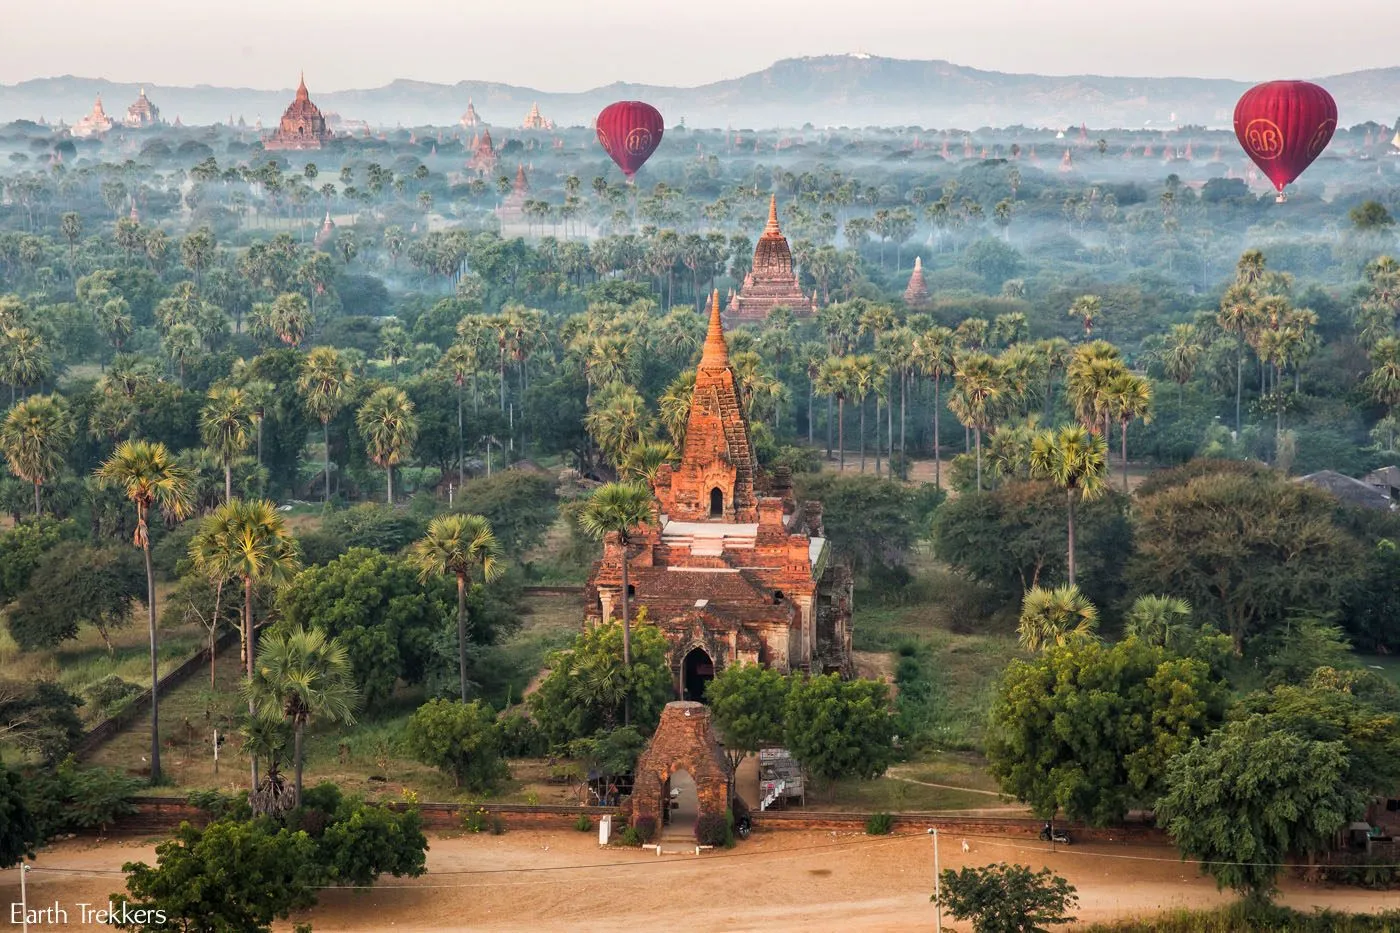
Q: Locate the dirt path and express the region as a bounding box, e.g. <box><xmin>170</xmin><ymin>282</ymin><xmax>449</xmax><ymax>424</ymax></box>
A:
<box><xmin>5</xmin><ymin>830</ymin><xmax>1396</xmax><ymax>931</ymax></box>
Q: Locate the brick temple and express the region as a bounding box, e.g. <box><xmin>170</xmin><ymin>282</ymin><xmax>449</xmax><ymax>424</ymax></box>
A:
<box><xmin>264</xmin><ymin>74</ymin><xmax>331</xmax><ymax>151</ymax></box>
<box><xmin>727</xmin><ymin>196</ymin><xmax>815</xmax><ymax>320</ymax></box>
<box><xmin>903</xmin><ymin>256</ymin><xmax>929</xmax><ymax>308</ymax></box>
<box><xmin>585</xmin><ymin>292</ymin><xmax>853</xmax><ymax>700</ymax></box>
<box><xmin>123</xmin><ymin>88</ymin><xmax>161</xmax><ymax>129</ymax></box>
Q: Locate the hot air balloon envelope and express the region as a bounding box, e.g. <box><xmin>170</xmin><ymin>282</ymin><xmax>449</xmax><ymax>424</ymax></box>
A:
<box><xmin>1233</xmin><ymin>81</ymin><xmax>1337</xmax><ymax>197</ymax></box>
<box><xmin>596</xmin><ymin>101</ymin><xmax>664</xmax><ymax>179</ymax></box>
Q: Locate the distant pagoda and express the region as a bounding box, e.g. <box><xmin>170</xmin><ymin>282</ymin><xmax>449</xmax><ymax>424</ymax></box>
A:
<box><xmin>903</xmin><ymin>256</ymin><xmax>929</xmax><ymax>308</ymax></box>
<box><xmin>727</xmin><ymin>196</ymin><xmax>815</xmax><ymax>320</ymax></box>
<box><xmin>460</xmin><ymin>98</ymin><xmax>481</xmax><ymax>128</ymax></box>
<box><xmin>521</xmin><ymin>102</ymin><xmax>554</xmax><ymax>130</ymax></box>
<box><xmin>495</xmin><ymin>164</ymin><xmax>529</xmax><ymax>224</ymax></box>
<box><xmin>123</xmin><ymin>88</ymin><xmax>162</xmax><ymax>128</ymax></box>
<box><xmin>469</xmin><ymin>128</ymin><xmax>498</xmax><ymax>174</ymax></box>
<box><xmin>264</xmin><ymin>73</ymin><xmax>331</xmax><ymax>151</ymax></box>
<box><xmin>71</xmin><ymin>96</ymin><xmax>114</xmax><ymax>138</ymax></box>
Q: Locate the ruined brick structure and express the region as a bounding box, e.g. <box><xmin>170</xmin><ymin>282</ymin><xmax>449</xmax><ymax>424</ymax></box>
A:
<box><xmin>727</xmin><ymin>196</ymin><xmax>816</xmax><ymax>320</ymax></box>
<box><xmin>468</xmin><ymin>128</ymin><xmax>499</xmax><ymax>175</ymax></box>
<box><xmin>264</xmin><ymin>74</ymin><xmax>331</xmax><ymax>151</ymax></box>
<box><xmin>903</xmin><ymin>255</ymin><xmax>929</xmax><ymax>308</ymax></box>
<box><xmin>630</xmin><ymin>702</ymin><xmax>731</xmax><ymax>836</ymax></box>
<box><xmin>585</xmin><ymin>292</ymin><xmax>854</xmax><ymax>699</ymax></box>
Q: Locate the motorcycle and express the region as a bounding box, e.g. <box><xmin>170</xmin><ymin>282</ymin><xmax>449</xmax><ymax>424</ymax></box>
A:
<box><xmin>1039</xmin><ymin>823</ymin><xmax>1071</xmax><ymax>845</ymax></box>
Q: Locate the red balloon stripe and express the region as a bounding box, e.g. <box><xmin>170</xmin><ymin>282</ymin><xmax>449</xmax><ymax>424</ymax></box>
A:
<box><xmin>1233</xmin><ymin>81</ymin><xmax>1337</xmax><ymax>193</ymax></box>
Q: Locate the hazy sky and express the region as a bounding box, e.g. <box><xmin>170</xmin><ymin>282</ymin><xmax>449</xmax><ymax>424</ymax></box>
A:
<box><xmin>4</xmin><ymin>0</ymin><xmax>1398</xmax><ymax>89</ymax></box>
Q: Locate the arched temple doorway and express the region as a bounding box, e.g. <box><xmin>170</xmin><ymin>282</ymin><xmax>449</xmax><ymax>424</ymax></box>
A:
<box><xmin>662</xmin><ymin>768</ymin><xmax>698</xmax><ymax>839</ymax></box>
<box><xmin>709</xmin><ymin>487</ymin><xmax>723</xmax><ymax>518</ymax></box>
<box><xmin>683</xmin><ymin>646</ymin><xmax>715</xmax><ymax>702</ymax></box>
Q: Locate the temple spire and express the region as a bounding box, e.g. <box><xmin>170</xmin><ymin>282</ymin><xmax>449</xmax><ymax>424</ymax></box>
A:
<box><xmin>764</xmin><ymin>194</ymin><xmax>781</xmax><ymax>236</ymax></box>
<box><xmin>700</xmin><ymin>289</ymin><xmax>728</xmax><ymax>370</ymax></box>
<box><xmin>296</xmin><ymin>71</ymin><xmax>308</xmax><ymax>99</ymax></box>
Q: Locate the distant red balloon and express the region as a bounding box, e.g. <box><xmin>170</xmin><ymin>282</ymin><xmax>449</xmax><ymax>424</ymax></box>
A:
<box><xmin>595</xmin><ymin>101</ymin><xmax>664</xmax><ymax>179</ymax></box>
<box><xmin>1233</xmin><ymin>81</ymin><xmax>1337</xmax><ymax>198</ymax></box>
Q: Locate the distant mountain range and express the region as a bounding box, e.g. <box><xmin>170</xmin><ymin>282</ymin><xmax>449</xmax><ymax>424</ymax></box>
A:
<box><xmin>4</xmin><ymin>56</ymin><xmax>1400</xmax><ymax>131</ymax></box>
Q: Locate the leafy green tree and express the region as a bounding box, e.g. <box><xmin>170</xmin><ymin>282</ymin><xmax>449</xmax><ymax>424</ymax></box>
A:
<box><xmin>245</xmin><ymin>626</ymin><xmax>359</xmax><ymax>805</ymax></box>
<box><xmin>449</xmin><ymin>471</ymin><xmax>558</xmax><ymax>556</ymax></box>
<box><xmin>409</xmin><ymin>514</ymin><xmax>505</xmax><ymax>701</ymax></box>
<box><xmin>1016</xmin><ymin>584</ymin><xmax>1098</xmax><ymax>651</ymax></box>
<box><xmin>115</xmin><ymin>819</ymin><xmax>321</xmax><ymax>933</ymax></box>
<box><xmin>403</xmin><ymin>698</ymin><xmax>509</xmax><ymax>791</ymax></box>
<box><xmin>784</xmin><ymin>674</ymin><xmax>894</xmax><ymax>789</ymax></box>
<box><xmin>95</xmin><ymin>439</ymin><xmax>194</xmax><ymax>784</ymax></box>
<box><xmin>936</xmin><ymin>863</ymin><xmax>1077</xmax><ymax>933</ymax></box>
<box><xmin>0</xmin><ymin>680</ymin><xmax>84</xmax><ymax>763</ymax></box>
<box><xmin>1156</xmin><ymin>713</ymin><xmax>1365</xmax><ymax>899</ymax></box>
<box><xmin>22</xmin><ymin>760</ymin><xmax>140</xmax><ymax>838</ymax></box>
<box><xmin>0</xmin><ymin>763</ymin><xmax>39</xmax><ymax>868</ymax></box>
<box><xmin>0</xmin><ymin>394</ymin><xmax>75</xmax><ymax>517</ymax></box>
<box><xmin>1129</xmin><ymin>471</ymin><xmax>1363</xmax><ymax>655</ymax></box>
<box><xmin>276</xmin><ymin>548</ymin><xmax>460</xmax><ymax>705</ymax></box>
<box><xmin>931</xmin><ymin>481</ymin><xmax>1130</xmax><ymax>607</ymax></box>
<box><xmin>987</xmin><ymin>638</ymin><xmax>1225</xmax><ymax>825</ymax></box>
<box><xmin>198</xmin><ymin>386</ymin><xmax>253</xmax><ymax>504</ymax></box>
<box><xmin>794</xmin><ymin>473</ymin><xmax>923</xmax><ymax>576</ymax></box>
<box><xmin>705</xmin><ymin>663</ymin><xmax>791</xmax><ymax>773</ymax></box>
<box><xmin>356</xmin><ymin>386</ymin><xmax>417</xmax><ymax>503</ymax></box>
<box><xmin>0</xmin><ymin>517</ymin><xmax>78</xmax><ymax>603</ymax></box>
<box><xmin>6</xmin><ymin>541</ymin><xmax>142</xmax><ymax>655</ymax></box>
<box><xmin>529</xmin><ymin>622</ymin><xmax>673</xmax><ymax>747</ymax></box>
<box><xmin>312</xmin><ymin>789</ymin><xmax>428</xmax><ymax>886</ymax></box>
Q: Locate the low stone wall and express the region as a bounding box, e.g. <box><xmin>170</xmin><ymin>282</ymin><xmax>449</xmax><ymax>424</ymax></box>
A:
<box><xmin>110</xmin><ymin>797</ymin><xmax>1161</xmax><ymax>845</ymax></box>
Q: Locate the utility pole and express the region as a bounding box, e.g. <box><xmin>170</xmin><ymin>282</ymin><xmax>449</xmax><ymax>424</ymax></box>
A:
<box><xmin>20</xmin><ymin>863</ymin><xmax>29</xmax><ymax>933</ymax></box>
<box><xmin>927</xmin><ymin>827</ymin><xmax>942</xmax><ymax>932</ymax></box>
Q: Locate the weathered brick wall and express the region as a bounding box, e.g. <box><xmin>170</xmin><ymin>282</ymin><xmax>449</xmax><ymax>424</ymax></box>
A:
<box><xmin>631</xmin><ymin>702</ymin><xmax>730</xmax><ymax>832</ymax></box>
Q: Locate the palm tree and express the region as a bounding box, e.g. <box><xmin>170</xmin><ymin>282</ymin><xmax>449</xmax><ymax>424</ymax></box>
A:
<box><xmin>658</xmin><ymin>371</ymin><xmax>696</xmax><ymax>448</ymax></box>
<box><xmin>1068</xmin><ymin>295</ymin><xmax>1102</xmax><ymax>339</ymax></box>
<box><xmin>186</xmin><ymin>518</ymin><xmax>235</xmax><ymax>691</ymax></box>
<box><xmin>199</xmin><ymin>387</ymin><xmax>253</xmax><ymax>503</ymax></box>
<box><xmin>912</xmin><ymin>326</ymin><xmax>955</xmax><ymax>489</ymax></box>
<box><xmin>356</xmin><ymin>387</ymin><xmax>418</xmax><ymax>504</ymax></box>
<box><xmin>619</xmin><ymin>439</ymin><xmax>679</xmax><ymax>484</ymax></box>
<box><xmin>1017</xmin><ymin>584</ymin><xmax>1099</xmax><ymax>651</ymax></box>
<box><xmin>441</xmin><ymin>342</ymin><xmax>478</xmax><ymax>488</ymax></box>
<box><xmin>0</xmin><ymin>394</ymin><xmax>75</xmax><ymax>516</ymax></box>
<box><xmin>1218</xmin><ymin>283</ymin><xmax>1262</xmax><ymax>435</ymax></box>
<box><xmin>1105</xmin><ymin>373</ymin><xmax>1152</xmax><ymax>493</ymax></box>
<box><xmin>193</xmin><ymin>498</ymin><xmax>300</xmax><ymax>789</ymax></box>
<box><xmin>585</xmin><ymin>382</ymin><xmax>651</xmax><ymax>469</ymax></box>
<box><xmin>409</xmin><ymin>514</ymin><xmax>506</xmax><ymax>702</ymax></box>
<box><xmin>848</xmin><ymin>355</ymin><xmax>878</xmax><ymax>472</ymax></box>
<box><xmin>244</xmin><ymin>626</ymin><xmax>358</xmax><ymax>807</ymax></box>
<box><xmin>162</xmin><ymin>323</ymin><xmax>201</xmax><ymax>387</ymax></box>
<box><xmin>578</xmin><ymin>481</ymin><xmax>654</xmax><ymax>723</ymax></box>
<box><xmin>298</xmin><ymin>347</ymin><xmax>352</xmax><ymax>504</ymax></box>
<box><xmin>1028</xmin><ymin>425</ymin><xmax>1107</xmax><ymax>587</ymax></box>
<box><xmin>1124</xmin><ymin>595</ymin><xmax>1193</xmax><ymax>652</ymax></box>
<box><xmin>1066</xmin><ymin>341</ymin><xmax>1126</xmax><ymax>438</ymax></box>
<box><xmin>949</xmin><ymin>353</ymin><xmax>1003</xmax><ymax>491</ymax></box>
<box><xmin>815</xmin><ymin>357</ymin><xmax>853</xmax><ymax>469</ymax></box>
<box><xmin>0</xmin><ymin>326</ymin><xmax>51</xmax><ymax>404</ymax></box>
<box><xmin>95</xmin><ymin>440</ymin><xmax>194</xmax><ymax>784</ymax></box>
<box><xmin>1161</xmin><ymin>323</ymin><xmax>1202</xmax><ymax>405</ymax></box>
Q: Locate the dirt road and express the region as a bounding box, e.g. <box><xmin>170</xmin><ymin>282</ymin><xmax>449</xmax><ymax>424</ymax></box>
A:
<box><xmin>4</xmin><ymin>829</ymin><xmax>1394</xmax><ymax>931</ymax></box>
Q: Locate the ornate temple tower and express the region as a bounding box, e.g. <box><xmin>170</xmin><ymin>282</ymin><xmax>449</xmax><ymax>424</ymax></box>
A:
<box><xmin>265</xmin><ymin>74</ymin><xmax>331</xmax><ymax>151</ymax></box>
<box><xmin>585</xmin><ymin>292</ymin><xmax>854</xmax><ymax>693</ymax></box>
<box><xmin>727</xmin><ymin>196</ymin><xmax>815</xmax><ymax>321</ymax></box>
<box><xmin>469</xmin><ymin>128</ymin><xmax>498</xmax><ymax>174</ymax></box>
<box><xmin>521</xmin><ymin>102</ymin><xmax>554</xmax><ymax>130</ymax></box>
<box><xmin>71</xmin><ymin>96</ymin><xmax>114</xmax><ymax>138</ymax></box>
<box><xmin>123</xmin><ymin>88</ymin><xmax>162</xmax><ymax>128</ymax></box>
<box><xmin>460</xmin><ymin>99</ymin><xmax>481</xmax><ymax>128</ymax></box>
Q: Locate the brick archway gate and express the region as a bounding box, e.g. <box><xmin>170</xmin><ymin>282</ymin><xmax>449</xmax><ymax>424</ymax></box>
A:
<box><xmin>631</xmin><ymin>702</ymin><xmax>730</xmax><ymax>840</ymax></box>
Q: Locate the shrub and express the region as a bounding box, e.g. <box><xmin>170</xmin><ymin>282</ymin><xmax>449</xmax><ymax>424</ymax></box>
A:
<box><xmin>866</xmin><ymin>812</ymin><xmax>894</xmax><ymax>835</ymax></box>
<box><xmin>86</xmin><ymin>675</ymin><xmax>142</xmax><ymax>716</ymax></box>
<box><xmin>186</xmin><ymin>789</ymin><xmax>245</xmax><ymax>820</ymax></box>
<box><xmin>617</xmin><ymin>826</ymin><xmax>642</xmax><ymax>846</ymax></box>
<box><xmin>696</xmin><ymin>812</ymin><xmax>731</xmax><ymax>847</ymax></box>
<box><xmin>460</xmin><ymin>805</ymin><xmax>489</xmax><ymax>833</ymax></box>
<box><xmin>489</xmin><ymin>815</ymin><xmax>505</xmax><ymax>835</ymax></box>
<box><xmin>574</xmin><ymin>814</ymin><xmax>592</xmax><ymax>832</ymax></box>
<box><xmin>497</xmin><ymin>713</ymin><xmax>547</xmax><ymax>758</ymax></box>
<box><xmin>632</xmin><ymin>816</ymin><xmax>657</xmax><ymax>843</ymax></box>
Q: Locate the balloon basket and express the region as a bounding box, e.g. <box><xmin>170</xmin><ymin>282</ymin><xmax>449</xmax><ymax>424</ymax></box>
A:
<box><xmin>1275</xmin><ymin>192</ymin><xmax>1288</xmax><ymax>204</ymax></box>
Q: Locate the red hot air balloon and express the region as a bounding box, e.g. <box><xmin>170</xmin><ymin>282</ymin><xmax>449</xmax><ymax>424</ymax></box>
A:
<box><xmin>595</xmin><ymin>101</ymin><xmax>664</xmax><ymax>180</ymax></box>
<box><xmin>1233</xmin><ymin>81</ymin><xmax>1337</xmax><ymax>201</ymax></box>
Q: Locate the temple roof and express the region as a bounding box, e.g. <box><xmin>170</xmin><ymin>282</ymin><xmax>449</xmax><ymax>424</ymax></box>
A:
<box><xmin>699</xmin><ymin>287</ymin><xmax>729</xmax><ymax>371</ymax></box>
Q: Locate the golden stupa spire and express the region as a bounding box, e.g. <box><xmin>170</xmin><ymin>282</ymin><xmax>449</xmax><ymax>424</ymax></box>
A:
<box><xmin>764</xmin><ymin>194</ymin><xmax>781</xmax><ymax>236</ymax></box>
<box><xmin>700</xmin><ymin>289</ymin><xmax>728</xmax><ymax>370</ymax></box>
